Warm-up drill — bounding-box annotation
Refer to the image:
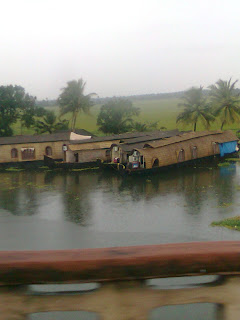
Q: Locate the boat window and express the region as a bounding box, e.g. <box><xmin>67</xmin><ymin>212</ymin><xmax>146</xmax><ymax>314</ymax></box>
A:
<box><xmin>106</xmin><ymin>149</ymin><xmax>111</xmax><ymax>162</ymax></box>
<box><xmin>152</xmin><ymin>158</ymin><xmax>159</xmax><ymax>167</ymax></box>
<box><xmin>178</xmin><ymin>149</ymin><xmax>185</xmax><ymax>162</ymax></box>
<box><xmin>192</xmin><ymin>146</ymin><xmax>197</xmax><ymax>159</ymax></box>
<box><xmin>74</xmin><ymin>153</ymin><xmax>79</xmax><ymax>163</ymax></box>
<box><xmin>21</xmin><ymin>148</ymin><xmax>35</xmax><ymax>160</ymax></box>
<box><xmin>45</xmin><ymin>146</ymin><xmax>52</xmax><ymax>156</ymax></box>
<box><xmin>11</xmin><ymin>148</ymin><xmax>18</xmax><ymax>158</ymax></box>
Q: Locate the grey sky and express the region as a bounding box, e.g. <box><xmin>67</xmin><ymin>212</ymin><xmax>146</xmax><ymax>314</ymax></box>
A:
<box><xmin>1</xmin><ymin>0</ymin><xmax>240</xmax><ymax>99</ymax></box>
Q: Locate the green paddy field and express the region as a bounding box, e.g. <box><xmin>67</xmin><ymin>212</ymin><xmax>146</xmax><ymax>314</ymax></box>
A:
<box><xmin>12</xmin><ymin>97</ymin><xmax>240</xmax><ymax>136</ymax></box>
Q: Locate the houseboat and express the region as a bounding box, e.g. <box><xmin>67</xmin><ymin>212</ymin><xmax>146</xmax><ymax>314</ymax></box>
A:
<box><xmin>106</xmin><ymin>130</ymin><xmax>238</xmax><ymax>175</ymax></box>
<box><xmin>49</xmin><ymin>130</ymin><xmax>181</xmax><ymax>169</ymax></box>
<box><xmin>0</xmin><ymin>129</ymin><xmax>92</xmax><ymax>168</ymax></box>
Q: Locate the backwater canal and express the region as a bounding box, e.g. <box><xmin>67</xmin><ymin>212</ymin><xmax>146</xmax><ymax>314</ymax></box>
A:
<box><xmin>1</xmin><ymin>163</ymin><xmax>240</xmax><ymax>319</ymax></box>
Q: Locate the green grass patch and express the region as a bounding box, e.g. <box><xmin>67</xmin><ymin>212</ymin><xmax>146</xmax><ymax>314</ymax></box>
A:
<box><xmin>71</xmin><ymin>167</ymin><xmax>99</xmax><ymax>172</ymax></box>
<box><xmin>217</xmin><ymin>162</ymin><xmax>230</xmax><ymax>167</ymax></box>
<box><xmin>216</xmin><ymin>202</ymin><xmax>232</xmax><ymax>208</ymax></box>
<box><xmin>211</xmin><ymin>216</ymin><xmax>240</xmax><ymax>231</ymax></box>
<box><xmin>5</xmin><ymin>167</ymin><xmax>25</xmax><ymax>172</ymax></box>
<box><xmin>11</xmin><ymin>97</ymin><xmax>240</xmax><ymax>135</ymax></box>
<box><xmin>226</xmin><ymin>158</ymin><xmax>240</xmax><ymax>162</ymax></box>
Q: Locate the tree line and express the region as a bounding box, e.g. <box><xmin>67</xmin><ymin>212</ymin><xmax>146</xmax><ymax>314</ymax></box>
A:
<box><xmin>0</xmin><ymin>78</ymin><xmax>240</xmax><ymax>137</ymax></box>
<box><xmin>177</xmin><ymin>79</ymin><xmax>240</xmax><ymax>131</ymax></box>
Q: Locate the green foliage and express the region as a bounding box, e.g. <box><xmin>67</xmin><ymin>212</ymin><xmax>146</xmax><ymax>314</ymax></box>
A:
<box><xmin>97</xmin><ymin>98</ymin><xmax>140</xmax><ymax>134</ymax></box>
<box><xmin>34</xmin><ymin>110</ymin><xmax>69</xmax><ymax>134</ymax></box>
<box><xmin>58</xmin><ymin>79</ymin><xmax>96</xmax><ymax>131</ymax></box>
<box><xmin>11</xmin><ymin>94</ymin><xmax>240</xmax><ymax>136</ymax></box>
<box><xmin>132</xmin><ymin>121</ymin><xmax>160</xmax><ymax>132</ymax></box>
<box><xmin>211</xmin><ymin>216</ymin><xmax>240</xmax><ymax>231</ymax></box>
<box><xmin>209</xmin><ymin>79</ymin><xmax>240</xmax><ymax>129</ymax></box>
<box><xmin>0</xmin><ymin>85</ymin><xmax>36</xmax><ymax>137</ymax></box>
<box><xmin>226</xmin><ymin>158</ymin><xmax>240</xmax><ymax>162</ymax></box>
<box><xmin>217</xmin><ymin>162</ymin><xmax>230</xmax><ymax>167</ymax></box>
<box><xmin>176</xmin><ymin>86</ymin><xmax>215</xmax><ymax>131</ymax></box>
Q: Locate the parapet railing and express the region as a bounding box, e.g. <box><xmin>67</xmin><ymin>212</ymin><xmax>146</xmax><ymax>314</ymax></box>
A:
<box><xmin>1</xmin><ymin>241</ymin><xmax>240</xmax><ymax>319</ymax></box>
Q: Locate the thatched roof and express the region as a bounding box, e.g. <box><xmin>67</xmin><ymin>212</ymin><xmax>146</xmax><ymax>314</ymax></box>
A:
<box><xmin>68</xmin><ymin>130</ymin><xmax>182</xmax><ymax>151</ymax></box>
<box><xmin>68</xmin><ymin>129</ymin><xmax>181</xmax><ymax>145</ymax></box>
<box><xmin>135</xmin><ymin>130</ymin><xmax>238</xmax><ymax>169</ymax></box>
<box><xmin>143</xmin><ymin>130</ymin><xmax>237</xmax><ymax>149</ymax></box>
<box><xmin>0</xmin><ymin>129</ymin><xmax>93</xmax><ymax>146</ymax></box>
<box><xmin>110</xmin><ymin>130</ymin><xmax>182</xmax><ymax>153</ymax></box>
<box><xmin>69</xmin><ymin>140</ymin><xmax>120</xmax><ymax>151</ymax></box>
<box><xmin>119</xmin><ymin>129</ymin><xmax>180</xmax><ymax>145</ymax></box>
<box><xmin>69</xmin><ymin>131</ymin><xmax>150</xmax><ymax>145</ymax></box>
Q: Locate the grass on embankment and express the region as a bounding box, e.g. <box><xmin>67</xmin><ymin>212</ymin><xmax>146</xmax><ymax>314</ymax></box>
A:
<box><xmin>12</xmin><ymin>97</ymin><xmax>240</xmax><ymax>136</ymax></box>
<box><xmin>211</xmin><ymin>216</ymin><xmax>240</xmax><ymax>231</ymax></box>
<box><xmin>226</xmin><ymin>158</ymin><xmax>240</xmax><ymax>162</ymax></box>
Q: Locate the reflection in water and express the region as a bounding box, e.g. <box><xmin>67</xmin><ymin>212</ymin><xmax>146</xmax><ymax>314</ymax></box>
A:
<box><xmin>116</xmin><ymin>165</ymin><xmax>236</xmax><ymax>216</ymax></box>
<box><xmin>60</xmin><ymin>173</ymin><xmax>96</xmax><ymax>225</ymax></box>
<box><xmin>0</xmin><ymin>164</ymin><xmax>239</xmax><ymax>237</ymax></box>
<box><xmin>0</xmin><ymin>166</ymin><xmax>238</xmax><ymax>320</ymax></box>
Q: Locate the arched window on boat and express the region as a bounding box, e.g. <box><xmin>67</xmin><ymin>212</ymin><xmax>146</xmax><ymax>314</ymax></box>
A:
<box><xmin>74</xmin><ymin>153</ymin><xmax>79</xmax><ymax>163</ymax></box>
<box><xmin>192</xmin><ymin>146</ymin><xmax>198</xmax><ymax>159</ymax></box>
<box><xmin>152</xmin><ymin>158</ymin><xmax>159</xmax><ymax>168</ymax></box>
<box><xmin>178</xmin><ymin>149</ymin><xmax>185</xmax><ymax>162</ymax></box>
<box><xmin>45</xmin><ymin>146</ymin><xmax>52</xmax><ymax>156</ymax></box>
<box><xmin>212</xmin><ymin>142</ymin><xmax>219</xmax><ymax>155</ymax></box>
<box><xmin>11</xmin><ymin>148</ymin><xmax>18</xmax><ymax>159</ymax></box>
<box><xmin>106</xmin><ymin>149</ymin><xmax>111</xmax><ymax>162</ymax></box>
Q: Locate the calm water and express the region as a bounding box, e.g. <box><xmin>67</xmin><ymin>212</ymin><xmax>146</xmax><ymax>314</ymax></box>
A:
<box><xmin>1</xmin><ymin>164</ymin><xmax>240</xmax><ymax>319</ymax></box>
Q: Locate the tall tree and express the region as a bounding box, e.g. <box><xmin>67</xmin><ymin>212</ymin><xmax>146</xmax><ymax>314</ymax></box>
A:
<box><xmin>132</xmin><ymin>121</ymin><xmax>159</xmax><ymax>132</ymax></box>
<box><xmin>58</xmin><ymin>79</ymin><xmax>95</xmax><ymax>131</ymax></box>
<box><xmin>97</xmin><ymin>98</ymin><xmax>140</xmax><ymax>134</ymax></box>
<box><xmin>0</xmin><ymin>85</ymin><xmax>36</xmax><ymax>137</ymax></box>
<box><xmin>18</xmin><ymin>94</ymin><xmax>37</xmax><ymax>134</ymax></box>
<box><xmin>34</xmin><ymin>110</ymin><xmax>69</xmax><ymax>134</ymax></box>
<box><xmin>208</xmin><ymin>78</ymin><xmax>240</xmax><ymax>130</ymax></box>
<box><xmin>176</xmin><ymin>86</ymin><xmax>215</xmax><ymax>131</ymax></box>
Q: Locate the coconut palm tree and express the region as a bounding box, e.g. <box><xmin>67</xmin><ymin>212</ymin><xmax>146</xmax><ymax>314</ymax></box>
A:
<box><xmin>34</xmin><ymin>110</ymin><xmax>69</xmax><ymax>134</ymax></box>
<box><xmin>208</xmin><ymin>78</ymin><xmax>240</xmax><ymax>130</ymax></box>
<box><xmin>132</xmin><ymin>121</ymin><xmax>159</xmax><ymax>132</ymax></box>
<box><xmin>58</xmin><ymin>79</ymin><xmax>96</xmax><ymax>131</ymax></box>
<box><xmin>176</xmin><ymin>86</ymin><xmax>215</xmax><ymax>131</ymax></box>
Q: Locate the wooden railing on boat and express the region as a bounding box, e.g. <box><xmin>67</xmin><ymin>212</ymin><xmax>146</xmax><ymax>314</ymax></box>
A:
<box><xmin>1</xmin><ymin>241</ymin><xmax>240</xmax><ymax>319</ymax></box>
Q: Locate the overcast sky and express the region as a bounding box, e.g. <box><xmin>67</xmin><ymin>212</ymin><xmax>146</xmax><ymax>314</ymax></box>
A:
<box><xmin>1</xmin><ymin>0</ymin><xmax>240</xmax><ymax>99</ymax></box>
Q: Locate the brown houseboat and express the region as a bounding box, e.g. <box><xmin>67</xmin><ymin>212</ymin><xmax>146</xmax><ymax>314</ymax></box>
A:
<box><xmin>106</xmin><ymin>130</ymin><xmax>238</xmax><ymax>175</ymax></box>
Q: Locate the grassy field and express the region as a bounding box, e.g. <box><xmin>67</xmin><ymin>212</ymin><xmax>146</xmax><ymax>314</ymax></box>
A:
<box><xmin>211</xmin><ymin>216</ymin><xmax>240</xmax><ymax>231</ymax></box>
<box><xmin>12</xmin><ymin>97</ymin><xmax>240</xmax><ymax>136</ymax></box>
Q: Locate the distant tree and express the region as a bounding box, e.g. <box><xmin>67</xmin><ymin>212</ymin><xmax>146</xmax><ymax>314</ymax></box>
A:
<box><xmin>18</xmin><ymin>95</ymin><xmax>39</xmax><ymax>134</ymax></box>
<box><xmin>208</xmin><ymin>79</ymin><xmax>240</xmax><ymax>130</ymax></box>
<box><xmin>36</xmin><ymin>99</ymin><xmax>57</xmax><ymax>107</ymax></box>
<box><xmin>34</xmin><ymin>110</ymin><xmax>69</xmax><ymax>134</ymax></box>
<box><xmin>58</xmin><ymin>79</ymin><xmax>96</xmax><ymax>131</ymax></box>
<box><xmin>132</xmin><ymin>122</ymin><xmax>148</xmax><ymax>132</ymax></box>
<box><xmin>97</xmin><ymin>98</ymin><xmax>140</xmax><ymax>134</ymax></box>
<box><xmin>176</xmin><ymin>86</ymin><xmax>215</xmax><ymax>131</ymax></box>
<box><xmin>0</xmin><ymin>85</ymin><xmax>36</xmax><ymax>137</ymax></box>
<box><xmin>132</xmin><ymin>121</ymin><xmax>159</xmax><ymax>132</ymax></box>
